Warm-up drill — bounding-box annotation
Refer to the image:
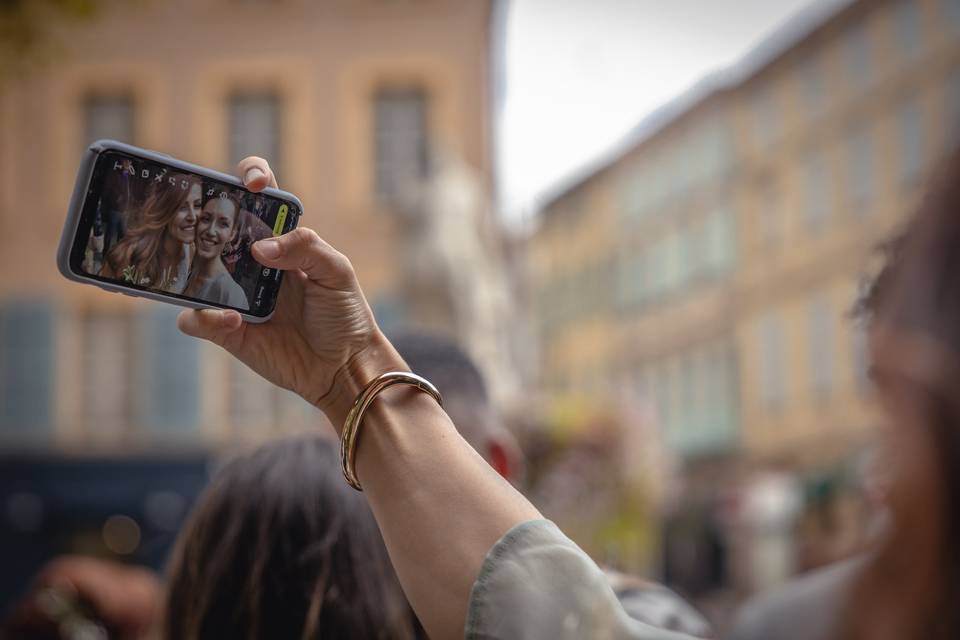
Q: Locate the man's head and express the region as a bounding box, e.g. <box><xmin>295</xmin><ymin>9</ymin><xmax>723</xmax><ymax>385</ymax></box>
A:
<box><xmin>391</xmin><ymin>332</ymin><xmax>524</xmax><ymax>484</ymax></box>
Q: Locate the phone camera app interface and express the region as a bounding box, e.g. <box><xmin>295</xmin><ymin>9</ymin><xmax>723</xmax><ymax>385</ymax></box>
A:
<box><xmin>82</xmin><ymin>153</ymin><xmax>293</xmax><ymax>314</ymax></box>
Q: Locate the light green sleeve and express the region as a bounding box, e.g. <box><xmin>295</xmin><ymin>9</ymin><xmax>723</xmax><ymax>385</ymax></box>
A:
<box><xmin>465</xmin><ymin>519</ymin><xmax>702</xmax><ymax>640</ymax></box>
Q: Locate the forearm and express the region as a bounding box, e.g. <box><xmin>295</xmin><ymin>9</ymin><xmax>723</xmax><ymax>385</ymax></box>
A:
<box><xmin>328</xmin><ymin>340</ymin><xmax>541</xmax><ymax>639</ymax></box>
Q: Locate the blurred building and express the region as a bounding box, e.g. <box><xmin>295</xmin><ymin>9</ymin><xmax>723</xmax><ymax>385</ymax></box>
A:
<box><xmin>531</xmin><ymin>85</ymin><xmax>742</xmax><ymax>457</ymax></box>
<box><xmin>0</xmin><ymin>0</ymin><xmax>500</xmax><ymax>454</ymax></box>
<box><xmin>529</xmin><ymin>0</ymin><xmax>960</xmax><ymax>589</ymax></box>
<box><xmin>531</xmin><ymin>0</ymin><xmax>959</xmax><ymax>464</ymax></box>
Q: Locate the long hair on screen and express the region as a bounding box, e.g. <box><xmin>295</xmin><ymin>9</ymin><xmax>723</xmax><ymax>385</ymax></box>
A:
<box><xmin>103</xmin><ymin>172</ymin><xmax>200</xmax><ymax>288</ymax></box>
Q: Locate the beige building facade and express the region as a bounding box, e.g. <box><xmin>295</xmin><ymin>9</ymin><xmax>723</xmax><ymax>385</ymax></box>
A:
<box><xmin>530</xmin><ymin>0</ymin><xmax>960</xmax><ymax>469</ymax></box>
<box><xmin>735</xmin><ymin>0</ymin><xmax>960</xmax><ymax>464</ymax></box>
<box><xmin>0</xmin><ymin>0</ymin><xmax>498</xmax><ymax>452</ymax></box>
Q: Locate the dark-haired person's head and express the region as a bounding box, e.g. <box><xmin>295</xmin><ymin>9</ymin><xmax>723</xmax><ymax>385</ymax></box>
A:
<box><xmin>163</xmin><ymin>434</ymin><xmax>418</xmax><ymax>640</ymax></box>
<box><xmin>391</xmin><ymin>332</ymin><xmax>524</xmax><ymax>484</ymax></box>
<box><xmin>837</xmin><ymin>149</ymin><xmax>960</xmax><ymax>639</ymax></box>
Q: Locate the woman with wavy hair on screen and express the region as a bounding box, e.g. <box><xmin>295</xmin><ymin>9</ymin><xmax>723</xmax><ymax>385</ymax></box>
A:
<box><xmin>100</xmin><ymin>172</ymin><xmax>202</xmax><ymax>294</ymax></box>
<box><xmin>182</xmin><ymin>190</ymin><xmax>249</xmax><ymax>309</ymax></box>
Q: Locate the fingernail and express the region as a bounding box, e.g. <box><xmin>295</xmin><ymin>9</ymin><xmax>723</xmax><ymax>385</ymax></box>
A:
<box><xmin>222</xmin><ymin>310</ymin><xmax>242</xmax><ymax>328</ymax></box>
<box><xmin>256</xmin><ymin>238</ymin><xmax>280</xmax><ymax>258</ymax></box>
<box><xmin>244</xmin><ymin>167</ymin><xmax>265</xmax><ymax>184</ymax></box>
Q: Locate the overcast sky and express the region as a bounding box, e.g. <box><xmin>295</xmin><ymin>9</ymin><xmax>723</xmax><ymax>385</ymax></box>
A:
<box><xmin>497</xmin><ymin>0</ymin><xmax>832</xmax><ymax>219</ymax></box>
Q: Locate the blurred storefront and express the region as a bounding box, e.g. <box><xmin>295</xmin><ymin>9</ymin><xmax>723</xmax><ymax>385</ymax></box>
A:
<box><xmin>0</xmin><ymin>454</ymin><xmax>210</xmax><ymax>610</ymax></box>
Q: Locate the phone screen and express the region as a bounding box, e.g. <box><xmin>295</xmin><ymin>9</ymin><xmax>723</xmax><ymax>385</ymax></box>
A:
<box><xmin>70</xmin><ymin>150</ymin><xmax>299</xmax><ymax>317</ymax></box>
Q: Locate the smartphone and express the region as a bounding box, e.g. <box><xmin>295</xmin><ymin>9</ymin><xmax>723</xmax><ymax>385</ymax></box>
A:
<box><xmin>57</xmin><ymin>139</ymin><xmax>302</xmax><ymax>322</ymax></box>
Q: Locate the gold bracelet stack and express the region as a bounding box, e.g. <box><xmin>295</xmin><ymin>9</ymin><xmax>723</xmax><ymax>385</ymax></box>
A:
<box><xmin>340</xmin><ymin>371</ymin><xmax>443</xmax><ymax>491</ymax></box>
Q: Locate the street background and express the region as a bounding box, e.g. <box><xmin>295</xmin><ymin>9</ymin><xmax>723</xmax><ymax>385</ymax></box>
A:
<box><xmin>1</xmin><ymin>0</ymin><xmax>958</xmax><ymax>633</ymax></box>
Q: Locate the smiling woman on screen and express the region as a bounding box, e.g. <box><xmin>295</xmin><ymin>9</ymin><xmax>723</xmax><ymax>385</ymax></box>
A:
<box><xmin>183</xmin><ymin>191</ymin><xmax>249</xmax><ymax>310</ymax></box>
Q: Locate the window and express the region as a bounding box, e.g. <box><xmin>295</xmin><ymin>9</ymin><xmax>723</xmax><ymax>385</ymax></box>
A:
<box><xmin>649</xmin><ymin>237</ymin><xmax>671</xmax><ymax>297</ymax></box>
<box><xmin>662</xmin><ymin>230</ymin><xmax>685</xmax><ymax>292</ymax></box>
<box><xmin>894</xmin><ymin>1</ymin><xmax>923</xmax><ymax>61</ymax></box>
<box><xmin>948</xmin><ymin>70</ymin><xmax>960</xmax><ymax>149</ymax></box>
<box><xmin>0</xmin><ymin>302</ymin><xmax>54</xmax><ymax>443</ymax></box>
<box><xmin>84</xmin><ymin>95</ymin><xmax>134</xmax><ymax>147</ymax></box>
<box><xmin>847</xmin><ymin>126</ymin><xmax>873</xmax><ymax>206</ymax></box>
<box><xmin>619</xmin><ymin>170</ymin><xmax>650</xmax><ymax>221</ymax></box>
<box><xmin>808</xmin><ymin>297</ymin><xmax>834</xmax><ymax>398</ymax></box>
<box><xmin>759</xmin><ymin>180</ymin><xmax>780</xmax><ymax>248</ymax></box>
<box><xmin>668</xmin><ymin>357</ymin><xmax>685</xmax><ymax>442</ymax></box>
<box><xmin>752</xmin><ymin>87</ymin><xmax>779</xmax><ymax>147</ymax></box>
<box><xmin>897</xmin><ymin>96</ymin><xmax>925</xmax><ymax>185</ymax></box>
<box><xmin>374</xmin><ymin>88</ymin><xmax>429</xmax><ymax>206</ymax></box>
<box><xmin>759</xmin><ymin>315</ymin><xmax>787</xmax><ymax>410</ymax></box>
<box><xmin>852</xmin><ymin>323</ymin><xmax>870</xmax><ymax>390</ymax></box>
<box><xmin>133</xmin><ymin>307</ymin><xmax>199</xmax><ymax>438</ymax></box>
<box><xmin>714</xmin><ymin>343</ymin><xmax>738</xmax><ymax>436</ymax></box>
<box><xmin>846</xmin><ymin>23</ymin><xmax>873</xmax><ymax>90</ymax></box>
<box><xmin>686</xmin><ymin>218</ymin><xmax>707</xmax><ymax>279</ymax></box>
<box><xmin>803</xmin><ymin>152</ymin><xmax>832</xmax><ymax>229</ymax></box>
<box><xmin>705</xmin><ymin>207</ymin><xmax>736</xmax><ymax>271</ymax></box>
<box><xmin>618</xmin><ymin>247</ymin><xmax>648</xmax><ymax>307</ymax></box>
<box><xmin>680</xmin><ymin>355</ymin><xmax>698</xmax><ymax>437</ymax></box>
<box><xmin>229</xmin><ymin>93</ymin><xmax>281</xmax><ymax>177</ymax></box>
<box><xmin>653</xmin><ymin>364</ymin><xmax>672</xmax><ymax>436</ymax></box>
<box><xmin>946</xmin><ymin>0</ymin><xmax>960</xmax><ymax>30</ymax></box>
<box><xmin>694</xmin><ymin>119</ymin><xmax>734</xmax><ymax>184</ymax></box>
<box><xmin>81</xmin><ymin>312</ymin><xmax>131</xmax><ymax>444</ymax></box>
<box><xmin>676</xmin><ymin>228</ymin><xmax>694</xmax><ymax>287</ymax></box>
<box><xmin>799</xmin><ymin>56</ymin><xmax>824</xmax><ymax>113</ymax></box>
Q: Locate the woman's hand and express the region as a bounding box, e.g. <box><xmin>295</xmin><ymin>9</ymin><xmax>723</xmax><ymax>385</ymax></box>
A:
<box><xmin>177</xmin><ymin>156</ymin><xmax>405</xmax><ymax>428</ymax></box>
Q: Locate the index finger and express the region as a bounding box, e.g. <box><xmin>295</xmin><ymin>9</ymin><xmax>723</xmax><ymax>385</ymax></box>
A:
<box><xmin>236</xmin><ymin>156</ymin><xmax>278</xmax><ymax>192</ymax></box>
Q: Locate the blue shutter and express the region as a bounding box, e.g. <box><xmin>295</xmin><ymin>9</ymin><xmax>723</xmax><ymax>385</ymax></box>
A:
<box><xmin>0</xmin><ymin>302</ymin><xmax>54</xmax><ymax>443</ymax></box>
<box><xmin>134</xmin><ymin>307</ymin><xmax>199</xmax><ymax>437</ymax></box>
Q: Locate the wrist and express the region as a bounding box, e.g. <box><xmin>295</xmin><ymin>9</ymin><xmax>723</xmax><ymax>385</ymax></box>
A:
<box><xmin>318</xmin><ymin>331</ymin><xmax>408</xmax><ymax>433</ymax></box>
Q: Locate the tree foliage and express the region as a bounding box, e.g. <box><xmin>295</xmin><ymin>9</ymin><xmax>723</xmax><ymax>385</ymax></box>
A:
<box><xmin>0</xmin><ymin>0</ymin><xmax>104</xmax><ymax>82</ymax></box>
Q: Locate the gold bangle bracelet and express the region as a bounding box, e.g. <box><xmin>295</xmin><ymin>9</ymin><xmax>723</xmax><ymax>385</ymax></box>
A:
<box><xmin>340</xmin><ymin>371</ymin><xmax>443</xmax><ymax>491</ymax></box>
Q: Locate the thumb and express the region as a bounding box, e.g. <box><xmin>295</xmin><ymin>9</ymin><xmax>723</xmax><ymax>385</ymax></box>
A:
<box><xmin>177</xmin><ymin>309</ymin><xmax>243</xmax><ymax>345</ymax></box>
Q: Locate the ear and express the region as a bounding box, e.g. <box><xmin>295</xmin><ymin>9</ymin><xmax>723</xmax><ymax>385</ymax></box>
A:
<box><xmin>488</xmin><ymin>441</ymin><xmax>512</xmax><ymax>481</ymax></box>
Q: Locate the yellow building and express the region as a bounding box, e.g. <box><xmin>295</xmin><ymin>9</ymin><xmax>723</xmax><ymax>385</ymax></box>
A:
<box><xmin>530</xmin><ymin>0</ymin><xmax>960</xmax><ymax>469</ymax></box>
<box><xmin>735</xmin><ymin>0</ymin><xmax>960</xmax><ymax>464</ymax></box>
<box><xmin>0</xmin><ymin>0</ymin><xmax>498</xmax><ymax>452</ymax></box>
<box><xmin>529</xmin><ymin>165</ymin><xmax>620</xmax><ymax>401</ymax></box>
<box><xmin>533</xmin><ymin>87</ymin><xmax>742</xmax><ymax>460</ymax></box>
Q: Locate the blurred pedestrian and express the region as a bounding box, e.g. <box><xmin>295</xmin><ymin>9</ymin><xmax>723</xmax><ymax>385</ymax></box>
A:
<box><xmin>0</xmin><ymin>556</ymin><xmax>161</xmax><ymax>640</ymax></box>
<box><xmin>164</xmin><ymin>434</ymin><xmax>419</xmax><ymax>639</ymax></box>
<box><xmin>728</xmin><ymin>237</ymin><xmax>902</xmax><ymax>640</ymax></box>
